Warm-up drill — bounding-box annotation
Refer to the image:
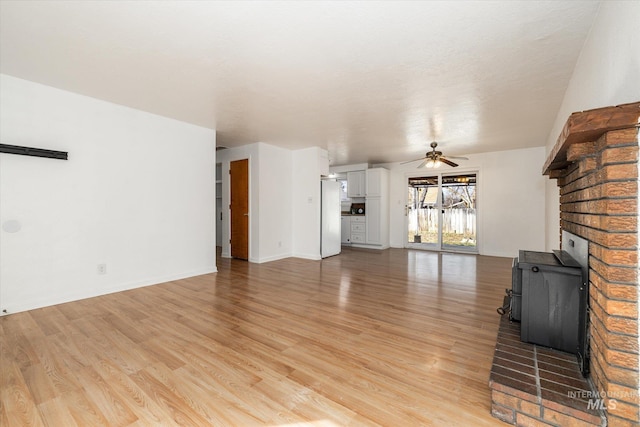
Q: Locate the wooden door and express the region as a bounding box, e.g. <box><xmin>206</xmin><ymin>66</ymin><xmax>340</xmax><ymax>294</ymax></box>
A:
<box><xmin>230</xmin><ymin>159</ymin><xmax>249</xmax><ymax>260</ymax></box>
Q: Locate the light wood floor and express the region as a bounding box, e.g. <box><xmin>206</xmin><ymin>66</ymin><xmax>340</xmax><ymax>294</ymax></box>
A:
<box><xmin>1</xmin><ymin>247</ymin><xmax>511</xmax><ymax>426</ymax></box>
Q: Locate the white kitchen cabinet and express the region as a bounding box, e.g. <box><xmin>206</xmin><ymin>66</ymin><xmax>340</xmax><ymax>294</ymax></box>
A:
<box><xmin>365</xmin><ymin>168</ymin><xmax>389</xmax><ymax>248</ymax></box>
<box><xmin>350</xmin><ymin>216</ymin><xmax>366</xmax><ymax>243</ymax></box>
<box><xmin>365</xmin><ymin>198</ymin><xmax>381</xmax><ymax>244</ymax></box>
<box><xmin>351</xmin><ymin>221</ymin><xmax>365</xmax><ymax>233</ymax></box>
<box><xmin>347</xmin><ymin>171</ymin><xmax>366</xmax><ymax>197</ymax></box>
<box><xmin>351</xmin><ymin>233</ymin><xmax>366</xmax><ymax>243</ymax></box>
<box><xmin>366</xmin><ymin>168</ymin><xmax>383</xmax><ymax>197</ymax></box>
<box><xmin>341</xmin><ymin>216</ymin><xmax>351</xmax><ymax>244</ymax></box>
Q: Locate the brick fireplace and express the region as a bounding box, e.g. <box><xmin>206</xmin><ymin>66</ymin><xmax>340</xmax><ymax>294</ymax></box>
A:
<box><xmin>542</xmin><ymin>102</ymin><xmax>640</xmax><ymax>427</ymax></box>
<box><xmin>489</xmin><ymin>103</ymin><xmax>639</xmax><ymax>427</ymax></box>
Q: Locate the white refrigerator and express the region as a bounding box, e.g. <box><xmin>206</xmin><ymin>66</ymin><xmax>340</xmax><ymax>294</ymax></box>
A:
<box><xmin>321</xmin><ymin>180</ymin><xmax>341</xmax><ymax>258</ymax></box>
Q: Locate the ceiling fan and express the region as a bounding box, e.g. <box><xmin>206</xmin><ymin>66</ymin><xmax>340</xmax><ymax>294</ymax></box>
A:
<box><xmin>402</xmin><ymin>142</ymin><xmax>468</xmax><ymax>168</ymax></box>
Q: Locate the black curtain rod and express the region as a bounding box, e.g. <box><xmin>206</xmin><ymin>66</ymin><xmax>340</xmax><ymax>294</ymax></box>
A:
<box><xmin>0</xmin><ymin>144</ymin><xmax>68</xmax><ymax>160</ymax></box>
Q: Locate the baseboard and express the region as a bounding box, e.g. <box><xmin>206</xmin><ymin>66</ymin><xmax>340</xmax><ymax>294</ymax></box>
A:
<box><xmin>0</xmin><ymin>265</ymin><xmax>217</xmax><ymax>316</ymax></box>
<box><xmin>350</xmin><ymin>243</ymin><xmax>389</xmax><ymax>250</ymax></box>
<box><xmin>253</xmin><ymin>253</ymin><xmax>292</xmax><ymax>264</ymax></box>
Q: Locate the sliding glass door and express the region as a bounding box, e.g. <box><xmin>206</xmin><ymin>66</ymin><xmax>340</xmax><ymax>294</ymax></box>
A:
<box><xmin>407</xmin><ymin>176</ymin><xmax>440</xmax><ymax>249</ymax></box>
<box><xmin>406</xmin><ymin>172</ymin><xmax>477</xmax><ymax>252</ymax></box>
<box><xmin>441</xmin><ymin>174</ymin><xmax>476</xmax><ymax>250</ymax></box>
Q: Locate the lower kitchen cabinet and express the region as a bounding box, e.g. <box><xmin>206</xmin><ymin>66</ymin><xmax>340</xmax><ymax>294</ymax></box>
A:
<box><xmin>350</xmin><ymin>216</ymin><xmax>366</xmax><ymax>243</ymax></box>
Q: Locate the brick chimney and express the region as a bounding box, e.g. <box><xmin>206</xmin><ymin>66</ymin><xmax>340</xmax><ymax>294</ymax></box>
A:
<box><xmin>543</xmin><ymin>102</ymin><xmax>640</xmax><ymax>427</ymax></box>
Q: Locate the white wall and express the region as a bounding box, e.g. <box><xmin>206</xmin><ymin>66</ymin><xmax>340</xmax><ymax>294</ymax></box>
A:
<box><xmin>0</xmin><ymin>75</ymin><xmax>217</xmax><ymax>314</ymax></box>
<box><xmin>257</xmin><ymin>143</ymin><xmax>293</xmax><ymax>262</ymax></box>
<box><xmin>386</xmin><ymin>146</ymin><xmax>547</xmax><ymax>258</ymax></box>
<box><xmin>544</xmin><ymin>1</ymin><xmax>640</xmax><ymax>251</ymax></box>
<box><xmin>292</xmin><ymin>147</ymin><xmax>325</xmax><ymax>260</ymax></box>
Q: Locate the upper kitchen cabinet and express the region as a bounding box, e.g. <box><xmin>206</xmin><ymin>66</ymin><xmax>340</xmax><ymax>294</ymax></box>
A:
<box><xmin>347</xmin><ymin>171</ymin><xmax>366</xmax><ymax>197</ymax></box>
<box><xmin>366</xmin><ymin>168</ymin><xmax>386</xmax><ymax>197</ymax></box>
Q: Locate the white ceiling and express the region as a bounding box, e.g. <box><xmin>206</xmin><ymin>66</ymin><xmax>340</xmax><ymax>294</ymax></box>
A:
<box><xmin>0</xmin><ymin>1</ymin><xmax>601</xmax><ymax>165</ymax></box>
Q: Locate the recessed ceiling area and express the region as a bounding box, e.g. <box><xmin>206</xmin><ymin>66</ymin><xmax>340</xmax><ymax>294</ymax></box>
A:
<box><xmin>0</xmin><ymin>1</ymin><xmax>601</xmax><ymax>165</ymax></box>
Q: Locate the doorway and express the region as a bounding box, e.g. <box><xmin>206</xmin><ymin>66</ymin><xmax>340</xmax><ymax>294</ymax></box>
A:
<box><xmin>406</xmin><ymin>172</ymin><xmax>477</xmax><ymax>252</ymax></box>
<box><xmin>230</xmin><ymin>159</ymin><xmax>249</xmax><ymax>260</ymax></box>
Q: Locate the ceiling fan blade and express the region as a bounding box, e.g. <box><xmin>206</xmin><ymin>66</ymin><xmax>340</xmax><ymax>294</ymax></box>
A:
<box><xmin>400</xmin><ymin>157</ymin><xmax>427</xmax><ymax>165</ymax></box>
<box><xmin>445</xmin><ymin>155</ymin><xmax>469</xmax><ymax>160</ymax></box>
<box><xmin>440</xmin><ymin>158</ymin><xmax>459</xmax><ymax>167</ymax></box>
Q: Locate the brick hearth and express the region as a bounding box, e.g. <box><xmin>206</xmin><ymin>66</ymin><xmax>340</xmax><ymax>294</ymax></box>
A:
<box><xmin>490</xmin><ymin>316</ymin><xmax>604</xmax><ymax>427</ymax></box>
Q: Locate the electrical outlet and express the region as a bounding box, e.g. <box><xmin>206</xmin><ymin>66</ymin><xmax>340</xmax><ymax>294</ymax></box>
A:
<box><xmin>97</xmin><ymin>263</ymin><xmax>107</xmax><ymax>275</ymax></box>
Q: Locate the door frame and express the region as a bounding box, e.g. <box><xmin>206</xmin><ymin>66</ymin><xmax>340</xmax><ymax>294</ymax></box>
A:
<box><xmin>404</xmin><ymin>168</ymin><xmax>480</xmax><ymax>253</ymax></box>
<box><xmin>219</xmin><ymin>156</ymin><xmax>251</xmax><ymax>260</ymax></box>
<box><xmin>230</xmin><ymin>159</ymin><xmax>250</xmax><ymax>260</ymax></box>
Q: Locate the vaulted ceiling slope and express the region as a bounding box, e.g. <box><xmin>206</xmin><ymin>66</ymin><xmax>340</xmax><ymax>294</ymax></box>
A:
<box><xmin>0</xmin><ymin>1</ymin><xmax>601</xmax><ymax>165</ymax></box>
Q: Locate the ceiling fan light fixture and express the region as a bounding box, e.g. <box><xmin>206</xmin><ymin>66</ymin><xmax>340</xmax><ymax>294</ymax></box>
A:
<box><xmin>423</xmin><ymin>158</ymin><xmax>441</xmax><ymax>168</ymax></box>
<box><xmin>406</xmin><ymin>142</ymin><xmax>455</xmax><ymax>169</ymax></box>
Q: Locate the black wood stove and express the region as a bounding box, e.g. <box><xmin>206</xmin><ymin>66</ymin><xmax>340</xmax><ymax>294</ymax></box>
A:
<box><xmin>504</xmin><ymin>232</ymin><xmax>590</xmax><ymax>377</ymax></box>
